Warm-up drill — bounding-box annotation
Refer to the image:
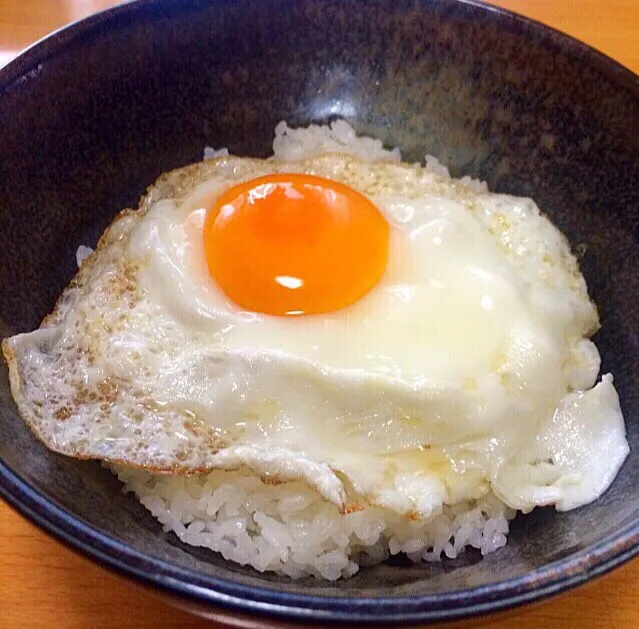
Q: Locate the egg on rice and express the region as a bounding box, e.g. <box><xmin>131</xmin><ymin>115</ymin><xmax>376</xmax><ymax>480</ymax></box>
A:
<box><xmin>2</xmin><ymin>120</ymin><xmax>628</xmax><ymax>580</ymax></box>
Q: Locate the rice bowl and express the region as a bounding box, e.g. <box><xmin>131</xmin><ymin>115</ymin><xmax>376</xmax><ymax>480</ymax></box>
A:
<box><xmin>2</xmin><ymin>0</ymin><xmax>638</xmax><ymax>622</ymax></box>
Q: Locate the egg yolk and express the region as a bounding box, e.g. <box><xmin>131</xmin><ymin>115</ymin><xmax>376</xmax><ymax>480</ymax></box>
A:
<box><xmin>203</xmin><ymin>173</ymin><xmax>390</xmax><ymax>315</ymax></box>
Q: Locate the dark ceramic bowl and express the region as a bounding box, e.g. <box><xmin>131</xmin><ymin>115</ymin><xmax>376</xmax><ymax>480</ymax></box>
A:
<box><xmin>1</xmin><ymin>0</ymin><xmax>638</xmax><ymax>625</ymax></box>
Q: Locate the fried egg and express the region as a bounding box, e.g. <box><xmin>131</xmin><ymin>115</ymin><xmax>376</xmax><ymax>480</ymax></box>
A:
<box><xmin>3</xmin><ymin>136</ymin><xmax>628</xmax><ymax>518</ymax></box>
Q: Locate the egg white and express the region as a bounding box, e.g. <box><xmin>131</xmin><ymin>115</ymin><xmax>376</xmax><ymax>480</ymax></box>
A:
<box><xmin>4</xmin><ymin>152</ymin><xmax>628</xmax><ymax>517</ymax></box>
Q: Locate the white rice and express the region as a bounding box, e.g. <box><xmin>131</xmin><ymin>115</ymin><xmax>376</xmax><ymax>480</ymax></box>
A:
<box><xmin>111</xmin><ymin>120</ymin><xmax>513</xmax><ymax>580</ymax></box>
<box><xmin>113</xmin><ymin>466</ymin><xmax>513</xmax><ymax>581</ymax></box>
<box><xmin>75</xmin><ymin>245</ymin><xmax>94</xmax><ymax>267</ymax></box>
<box><xmin>205</xmin><ymin>119</ymin><xmax>487</xmax><ymax>193</ymax></box>
<box><xmin>203</xmin><ymin>146</ymin><xmax>229</xmax><ymax>160</ymax></box>
<box><xmin>272</xmin><ymin>119</ymin><xmax>401</xmax><ymax>162</ymax></box>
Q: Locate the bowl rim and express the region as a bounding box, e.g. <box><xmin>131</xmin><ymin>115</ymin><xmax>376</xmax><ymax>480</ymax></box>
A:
<box><xmin>4</xmin><ymin>458</ymin><xmax>639</xmax><ymax>624</ymax></box>
<box><xmin>1</xmin><ymin>0</ymin><xmax>638</xmax><ymax>624</ymax></box>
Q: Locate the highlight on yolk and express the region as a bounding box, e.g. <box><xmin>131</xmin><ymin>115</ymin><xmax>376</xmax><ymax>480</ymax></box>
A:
<box><xmin>203</xmin><ymin>173</ymin><xmax>390</xmax><ymax>315</ymax></box>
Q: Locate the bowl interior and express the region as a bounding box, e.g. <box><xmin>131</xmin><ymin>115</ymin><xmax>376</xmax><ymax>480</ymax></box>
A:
<box><xmin>1</xmin><ymin>0</ymin><xmax>639</xmax><ymax>621</ymax></box>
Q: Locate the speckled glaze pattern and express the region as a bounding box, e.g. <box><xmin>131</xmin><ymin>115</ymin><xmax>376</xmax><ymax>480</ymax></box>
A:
<box><xmin>0</xmin><ymin>0</ymin><xmax>638</xmax><ymax>625</ymax></box>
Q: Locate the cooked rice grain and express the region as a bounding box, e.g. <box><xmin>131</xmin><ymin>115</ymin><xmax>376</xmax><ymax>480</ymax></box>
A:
<box><xmin>113</xmin><ymin>465</ymin><xmax>514</xmax><ymax>581</ymax></box>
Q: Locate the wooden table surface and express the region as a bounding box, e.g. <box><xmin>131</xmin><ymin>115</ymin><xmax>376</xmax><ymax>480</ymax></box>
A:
<box><xmin>1</xmin><ymin>1</ymin><xmax>638</xmax><ymax>628</ymax></box>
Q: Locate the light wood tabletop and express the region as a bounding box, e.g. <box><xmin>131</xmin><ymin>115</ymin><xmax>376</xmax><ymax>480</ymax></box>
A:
<box><xmin>1</xmin><ymin>1</ymin><xmax>638</xmax><ymax>628</ymax></box>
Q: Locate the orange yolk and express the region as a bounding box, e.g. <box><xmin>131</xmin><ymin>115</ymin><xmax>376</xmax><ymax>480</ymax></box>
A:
<box><xmin>203</xmin><ymin>173</ymin><xmax>390</xmax><ymax>315</ymax></box>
